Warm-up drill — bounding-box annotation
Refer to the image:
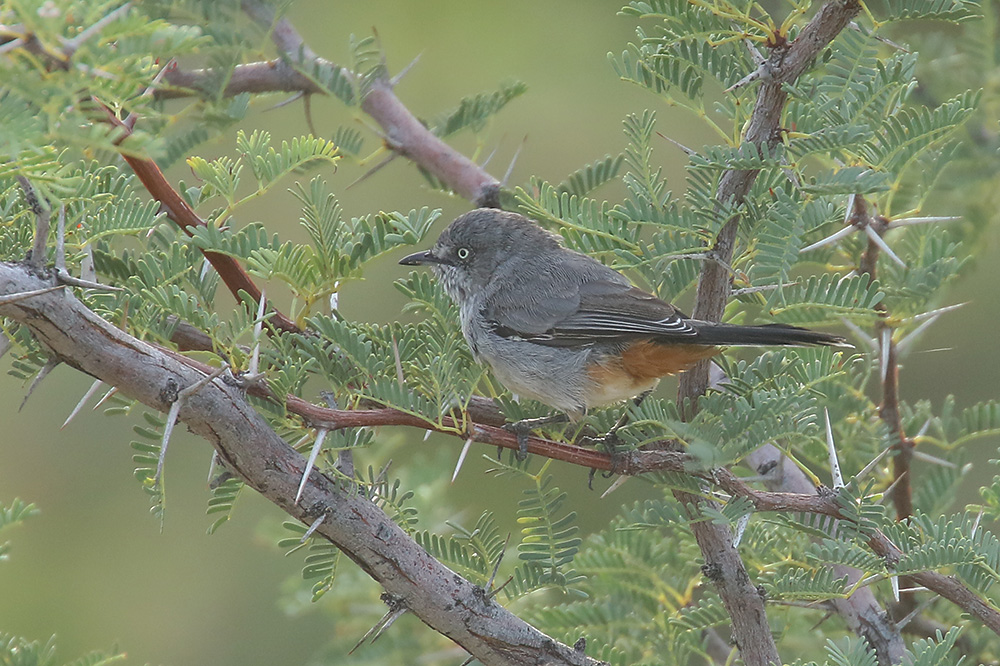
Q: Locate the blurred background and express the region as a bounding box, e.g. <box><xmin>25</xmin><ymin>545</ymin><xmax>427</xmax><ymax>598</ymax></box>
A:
<box><xmin>1</xmin><ymin>1</ymin><xmax>998</xmax><ymax>664</ymax></box>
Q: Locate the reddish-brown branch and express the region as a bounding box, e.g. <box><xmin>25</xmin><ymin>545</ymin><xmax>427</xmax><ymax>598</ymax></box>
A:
<box><xmin>158</xmin><ymin>1</ymin><xmax>502</xmax><ymax>206</ymax></box>
<box><xmin>859</xmin><ymin>199</ymin><xmax>916</xmax><ymax>621</ymax></box>
<box><xmin>99</xmin><ymin>111</ymin><xmax>300</xmax><ymax>334</ymax></box>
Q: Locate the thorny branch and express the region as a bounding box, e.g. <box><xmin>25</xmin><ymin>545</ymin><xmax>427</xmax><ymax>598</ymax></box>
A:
<box><xmin>3</xmin><ymin>0</ymin><xmax>983</xmax><ymax>661</ymax></box>
<box><xmin>159</xmin><ymin>0</ymin><xmax>502</xmax><ymax>207</ymax></box>
<box><xmin>0</xmin><ymin>264</ymin><xmax>601</xmax><ymax>666</ymax></box>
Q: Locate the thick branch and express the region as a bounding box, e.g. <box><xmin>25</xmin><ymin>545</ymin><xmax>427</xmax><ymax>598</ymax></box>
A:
<box><xmin>0</xmin><ymin>262</ymin><xmax>599</xmax><ymax>666</ymax></box>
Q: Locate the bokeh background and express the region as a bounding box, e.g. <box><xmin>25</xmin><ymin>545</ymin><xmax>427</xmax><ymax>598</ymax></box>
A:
<box><xmin>1</xmin><ymin>1</ymin><xmax>998</xmax><ymax>664</ymax></box>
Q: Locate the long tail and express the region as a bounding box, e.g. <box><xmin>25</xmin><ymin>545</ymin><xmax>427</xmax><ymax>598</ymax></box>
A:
<box><xmin>688</xmin><ymin>322</ymin><xmax>850</xmax><ymax>348</ymax></box>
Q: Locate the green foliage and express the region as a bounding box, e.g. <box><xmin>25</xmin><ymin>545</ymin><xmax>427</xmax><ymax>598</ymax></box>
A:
<box><xmin>0</xmin><ymin>632</ymin><xmax>124</xmax><ymax>666</ymax></box>
<box><xmin>0</xmin><ymin>0</ymin><xmax>996</xmax><ymax>663</ymax></box>
<box><xmin>0</xmin><ymin>497</ymin><xmax>39</xmax><ymax>562</ymax></box>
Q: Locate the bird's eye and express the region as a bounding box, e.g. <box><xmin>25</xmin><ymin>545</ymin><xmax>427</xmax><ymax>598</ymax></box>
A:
<box><xmin>456</xmin><ymin>247</ymin><xmax>471</xmax><ymax>260</ymax></box>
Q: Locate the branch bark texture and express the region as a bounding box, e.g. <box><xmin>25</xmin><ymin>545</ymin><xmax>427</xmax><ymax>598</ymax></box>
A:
<box><xmin>0</xmin><ymin>262</ymin><xmax>599</xmax><ymax>666</ymax></box>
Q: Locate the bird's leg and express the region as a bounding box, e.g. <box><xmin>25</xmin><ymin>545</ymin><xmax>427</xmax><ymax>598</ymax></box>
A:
<box><xmin>503</xmin><ymin>413</ymin><xmax>569</xmax><ymax>460</ymax></box>
<box><xmin>594</xmin><ymin>390</ymin><xmax>653</xmax><ymax>477</ymax></box>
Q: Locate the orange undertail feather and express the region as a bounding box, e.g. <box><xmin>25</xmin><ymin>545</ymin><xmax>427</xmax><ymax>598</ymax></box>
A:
<box><xmin>584</xmin><ymin>341</ymin><xmax>720</xmax><ymax>407</ymax></box>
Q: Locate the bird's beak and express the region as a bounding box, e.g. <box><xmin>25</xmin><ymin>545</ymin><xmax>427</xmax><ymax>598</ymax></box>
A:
<box><xmin>399</xmin><ymin>250</ymin><xmax>446</xmax><ymax>266</ymax></box>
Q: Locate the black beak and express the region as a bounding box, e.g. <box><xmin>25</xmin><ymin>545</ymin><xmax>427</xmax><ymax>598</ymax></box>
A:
<box><xmin>399</xmin><ymin>250</ymin><xmax>447</xmax><ymax>266</ymax></box>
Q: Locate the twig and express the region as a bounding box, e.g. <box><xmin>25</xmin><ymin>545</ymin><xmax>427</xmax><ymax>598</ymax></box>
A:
<box><xmin>17</xmin><ymin>176</ymin><xmax>50</xmax><ymax>269</ymax></box>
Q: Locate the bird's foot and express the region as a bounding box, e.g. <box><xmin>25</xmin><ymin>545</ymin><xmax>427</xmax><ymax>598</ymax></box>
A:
<box><xmin>502</xmin><ymin>414</ymin><xmax>569</xmax><ymax>461</ymax></box>
<box><xmin>583</xmin><ymin>429</ymin><xmax>625</xmax><ymax>478</ymax></box>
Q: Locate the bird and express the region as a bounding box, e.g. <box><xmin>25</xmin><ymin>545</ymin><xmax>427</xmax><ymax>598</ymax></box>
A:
<box><xmin>400</xmin><ymin>208</ymin><xmax>848</xmax><ymax>457</ymax></box>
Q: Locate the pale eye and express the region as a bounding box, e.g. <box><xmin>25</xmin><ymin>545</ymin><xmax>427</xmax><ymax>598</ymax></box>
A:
<box><xmin>456</xmin><ymin>247</ymin><xmax>471</xmax><ymax>260</ymax></box>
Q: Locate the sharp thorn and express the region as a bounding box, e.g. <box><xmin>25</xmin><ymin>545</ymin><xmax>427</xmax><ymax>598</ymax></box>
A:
<box><xmin>600</xmin><ymin>475</ymin><xmax>629</xmax><ymax>498</ymax></box>
<box><xmin>300</xmin><ymin>511</ymin><xmax>327</xmax><ymax>543</ymax></box>
<box><xmin>19</xmin><ymin>358</ymin><xmax>58</xmax><ymax>412</ymax></box>
<box><xmin>800</xmin><ymin>225</ymin><xmax>857</xmax><ymax>253</ymax></box>
<box><xmin>346</xmin><ymin>153</ymin><xmax>397</xmax><ymax>190</ymax></box>
<box><xmin>62</xmin><ymin>378</ymin><xmax>103</xmax><ymax>429</ymax></box>
<box><xmin>452</xmin><ymin>437</ymin><xmax>474</xmax><ymax>483</ymax></box>
<box><xmin>93</xmin><ymin>386</ymin><xmax>120</xmax><ymax>410</ymax></box>
<box><xmin>207</xmin><ymin>450</ymin><xmax>218</xmax><ymax>483</ymax></box>
<box><xmin>155</xmin><ymin>399</ymin><xmax>182</xmax><ymax>485</ymax></box>
<box><xmin>296</xmin><ymin>429</ymin><xmax>327</xmax><ymax>505</ymax></box>
<box><xmin>865</xmin><ymin>224</ymin><xmax>907</xmax><ymax>268</ymax></box>
<box><xmin>501</xmin><ymin>136</ymin><xmax>526</xmax><ymax>187</ymax></box>
<box><xmin>855</xmin><ymin>446</ymin><xmax>891</xmax><ymax>482</ymax></box>
<box><xmin>839</xmin><ymin>317</ymin><xmax>878</xmax><ymax>351</ymax></box>
<box><xmin>0</xmin><ymin>285</ymin><xmax>66</xmax><ymax>306</ymax></box>
<box><xmin>824</xmin><ymin>408</ymin><xmax>843</xmax><ymax>489</ymax></box>
<box><xmin>880</xmin><ymin>328</ymin><xmax>892</xmax><ymax>383</ymax></box>
<box><xmin>390</xmin><ymin>52</ymin><xmax>422</xmax><ymax>87</ymax></box>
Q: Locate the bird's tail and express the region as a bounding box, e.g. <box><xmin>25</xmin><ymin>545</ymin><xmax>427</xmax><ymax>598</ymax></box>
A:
<box><xmin>689</xmin><ymin>322</ymin><xmax>850</xmax><ymax>348</ymax></box>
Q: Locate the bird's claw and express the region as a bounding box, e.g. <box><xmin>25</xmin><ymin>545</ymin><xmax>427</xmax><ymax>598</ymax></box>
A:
<box><xmin>502</xmin><ymin>421</ymin><xmax>531</xmax><ymax>460</ymax></box>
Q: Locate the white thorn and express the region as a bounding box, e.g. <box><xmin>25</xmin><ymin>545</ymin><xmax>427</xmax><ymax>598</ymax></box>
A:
<box><xmin>880</xmin><ymin>328</ymin><xmax>892</xmax><ymax>383</ymax></box>
<box><xmin>502</xmin><ymin>137</ymin><xmax>526</xmax><ymax>187</ymax></box>
<box><xmin>600</xmin><ymin>475</ymin><xmax>630</xmax><ymax>498</ymax></box>
<box><xmin>423</xmin><ymin>429</ymin><xmax>432</xmax><ymax>442</ymax></box>
<box><xmin>207</xmin><ymin>451</ymin><xmax>218</xmax><ymax>483</ymax></box>
<box><xmin>732</xmin><ymin>513</ymin><xmax>750</xmax><ymax>548</ymax></box>
<box><xmin>249</xmin><ymin>289</ymin><xmax>266</xmax><ymax>377</ymax></box>
<box><xmin>907</xmin><ymin>302</ymin><xmax>966</xmax><ymax>324</ymax></box>
<box><xmin>896</xmin><ymin>315</ymin><xmax>940</xmax><ymax>356</ymax></box>
<box><xmin>879</xmin><ymin>472</ymin><xmax>907</xmax><ymax>505</ymax></box>
<box><xmin>199</xmin><ymin>258</ymin><xmax>212</xmax><ymax>280</ymax></box>
<box><xmin>915</xmin><ymin>418</ymin><xmax>932</xmax><ymax>439</ymax></box>
<box><xmin>865</xmin><ymin>225</ymin><xmax>907</xmax><ymax>268</ymax></box>
<box><xmin>178</xmin><ymin>365</ymin><xmax>227</xmax><ymax>400</ymax></box>
<box><xmin>93</xmin><ymin>386</ymin><xmax>120</xmax><ymax>410</ymax></box>
<box><xmin>839</xmin><ymin>317</ymin><xmax>878</xmax><ymax>351</ymax></box>
<box><xmin>296</xmin><ymin>429</ymin><xmax>327</xmax><ymax>505</ymax></box>
<box><xmin>825</xmin><ymin>408</ymin><xmax>843</xmax><ymax>489</ymax></box>
<box><xmin>889</xmin><ymin>215</ymin><xmax>960</xmax><ymax>227</ymax></box>
<box><xmin>300</xmin><ymin>512</ymin><xmax>327</xmax><ymax>543</ymax></box>
<box><xmin>19</xmin><ymin>359</ymin><xmax>58</xmax><ymax>411</ymax></box>
<box><xmin>62</xmin><ymin>378</ymin><xmax>103</xmax><ymax>429</ymax></box>
<box><xmin>264</xmin><ymin>91</ymin><xmax>305</xmax><ymax>111</ymax></box>
<box><xmin>844</xmin><ymin>193</ymin><xmax>857</xmax><ymax>224</ymax></box>
<box><xmin>156</xmin><ymin>399</ymin><xmax>182</xmax><ymax>485</ymax></box>
<box><xmin>800</xmin><ymin>224</ymin><xmax>857</xmax><ymax>253</ymax></box>
<box><xmin>971</xmin><ymin>508</ymin><xmax>984</xmax><ymax>539</ymax></box>
<box><xmin>452</xmin><ymin>438</ymin><xmax>473</xmax><ymax>483</ymax></box>
<box><xmin>855</xmin><ymin>446</ymin><xmax>891</xmax><ymax>482</ymax></box>
<box><xmin>891</xmin><ymin>573</ymin><xmax>900</xmax><ymax>603</ymax></box>
<box><xmin>895</xmin><ymin>595</ymin><xmax>937</xmax><ymax>632</ymax></box>
<box><xmin>390</xmin><ymin>52</ymin><xmax>422</xmax><ymax>87</ymax></box>
<box><xmin>911</xmin><ymin>450</ymin><xmax>957</xmax><ymax>468</ymax></box>
<box><xmin>0</xmin><ymin>285</ymin><xmax>66</xmax><ymax>306</ymax></box>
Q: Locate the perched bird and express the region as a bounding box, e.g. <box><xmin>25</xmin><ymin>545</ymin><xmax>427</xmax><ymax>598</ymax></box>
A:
<box><xmin>400</xmin><ymin>209</ymin><xmax>847</xmax><ymax>456</ymax></box>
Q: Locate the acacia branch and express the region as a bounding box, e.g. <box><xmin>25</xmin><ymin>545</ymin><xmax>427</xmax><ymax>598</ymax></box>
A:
<box><xmin>680</xmin><ymin>0</ymin><xmax>864</xmax><ymax>399</ymax></box>
<box><xmin>98</xmin><ymin>109</ymin><xmax>300</xmax><ymax>334</ymax></box>
<box><xmin>158</xmin><ymin>1</ymin><xmax>502</xmax><ymax>207</ymax></box>
<box><xmin>670</xmin><ymin>0</ymin><xmax>863</xmax><ymax>662</ymax></box>
<box><xmin>0</xmin><ymin>261</ymin><xmax>599</xmax><ymax>666</ymax></box>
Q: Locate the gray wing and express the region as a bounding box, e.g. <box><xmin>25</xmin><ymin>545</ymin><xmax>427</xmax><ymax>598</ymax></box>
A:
<box><xmin>484</xmin><ymin>255</ymin><xmax>697</xmax><ymax>348</ymax></box>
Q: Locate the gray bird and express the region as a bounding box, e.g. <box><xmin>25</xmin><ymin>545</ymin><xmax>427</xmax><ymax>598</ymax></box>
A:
<box><xmin>400</xmin><ymin>209</ymin><xmax>847</xmax><ymax>456</ymax></box>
